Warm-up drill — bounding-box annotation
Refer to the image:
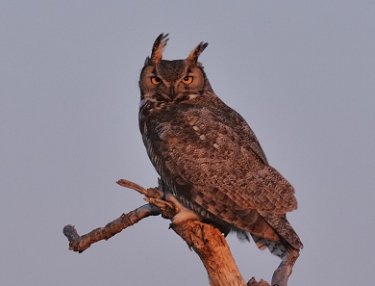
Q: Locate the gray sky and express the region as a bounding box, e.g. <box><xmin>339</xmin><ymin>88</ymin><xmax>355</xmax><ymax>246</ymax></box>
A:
<box><xmin>1</xmin><ymin>1</ymin><xmax>374</xmax><ymax>285</ymax></box>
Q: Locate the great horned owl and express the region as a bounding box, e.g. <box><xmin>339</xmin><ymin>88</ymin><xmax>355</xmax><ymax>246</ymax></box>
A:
<box><xmin>138</xmin><ymin>34</ymin><xmax>303</xmax><ymax>260</ymax></box>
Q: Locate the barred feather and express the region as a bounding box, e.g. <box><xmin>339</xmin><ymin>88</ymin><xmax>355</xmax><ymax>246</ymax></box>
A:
<box><xmin>138</xmin><ymin>34</ymin><xmax>303</xmax><ymax>261</ymax></box>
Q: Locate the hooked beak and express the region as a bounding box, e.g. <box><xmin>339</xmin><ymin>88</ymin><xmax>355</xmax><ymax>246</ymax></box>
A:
<box><xmin>169</xmin><ymin>85</ymin><xmax>175</xmax><ymax>98</ymax></box>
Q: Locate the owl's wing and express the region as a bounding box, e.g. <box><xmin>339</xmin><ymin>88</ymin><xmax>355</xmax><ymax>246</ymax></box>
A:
<box><xmin>156</xmin><ymin>105</ymin><xmax>297</xmax><ymax>215</ymax></box>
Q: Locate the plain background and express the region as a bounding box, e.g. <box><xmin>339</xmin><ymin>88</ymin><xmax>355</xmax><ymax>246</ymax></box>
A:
<box><xmin>1</xmin><ymin>1</ymin><xmax>374</xmax><ymax>285</ymax></box>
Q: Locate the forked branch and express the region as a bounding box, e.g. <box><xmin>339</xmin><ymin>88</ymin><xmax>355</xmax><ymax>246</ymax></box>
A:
<box><xmin>62</xmin><ymin>179</ymin><xmax>293</xmax><ymax>286</ymax></box>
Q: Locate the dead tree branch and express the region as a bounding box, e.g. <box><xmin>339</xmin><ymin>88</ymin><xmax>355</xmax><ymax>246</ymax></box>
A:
<box><xmin>63</xmin><ymin>203</ymin><xmax>160</xmax><ymax>253</ymax></box>
<box><xmin>62</xmin><ymin>179</ymin><xmax>294</xmax><ymax>286</ymax></box>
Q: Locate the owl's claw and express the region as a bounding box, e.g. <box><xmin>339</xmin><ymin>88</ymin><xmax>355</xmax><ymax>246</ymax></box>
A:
<box><xmin>144</xmin><ymin>192</ymin><xmax>202</xmax><ymax>226</ymax></box>
<box><xmin>165</xmin><ymin>194</ymin><xmax>201</xmax><ymax>225</ymax></box>
<box><xmin>145</xmin><ymin>197</ymin><xmax>176</xmax><ymax>220</ymax></box>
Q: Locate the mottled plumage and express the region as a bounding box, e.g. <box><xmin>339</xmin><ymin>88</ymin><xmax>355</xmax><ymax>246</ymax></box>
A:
<box><xmin>138</xmin><ymin>34</ymin><xmax>303</xmax><ymax>259</ymax></box>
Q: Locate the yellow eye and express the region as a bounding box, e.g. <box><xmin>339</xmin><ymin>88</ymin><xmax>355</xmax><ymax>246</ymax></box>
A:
<box><xmin>151</xmin><ymin>76</ymin><xmax>161</xmax><ymax>85</ymax></box>
<box><xmin>182</xmin><ymin>76</ymin><xmax>193</xmax><ymax>85</ymax></box>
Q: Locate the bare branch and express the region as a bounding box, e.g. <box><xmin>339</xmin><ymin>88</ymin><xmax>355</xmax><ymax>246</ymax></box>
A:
<box><xmin>63</xmin><ymin>203</ymin><xmax>160</xmax><ymax>252</ymax></box>
<box><xmin>148</xmin><ymin>194</ymin><xmax>246</xmax><ymax>286</ymax></box>
<box><xmin>172</xmin><ymin>219</ymin><xmax>246</xmax><ymax>286</ymax></box>
<box><xmin>271</xmin><ymin>250</ymin><xmax>299</xmax><ymax>286</ymax></box>
<box><xmin>116</xmin><ymin>179</ymin><xmax>163</xmax><ymax>198</ymax></box>
<box><xmin>63</xmin><ymin>179</ymin><xmax>295</xmax><ymax>286</ymax></box>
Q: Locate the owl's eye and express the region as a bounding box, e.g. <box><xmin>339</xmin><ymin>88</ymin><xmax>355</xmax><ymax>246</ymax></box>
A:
<box><xmin>151</xmin><ymin>76</ymin><xmax>162</xmax><ymax>85</ymax></box>
<box><xmin>182</xmin><ymin>76</ymin><xmax>193</xmax><ymax>85</ymax></box>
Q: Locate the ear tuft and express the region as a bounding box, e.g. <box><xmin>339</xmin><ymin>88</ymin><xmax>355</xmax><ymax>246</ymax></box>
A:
<box><xmin>150</xmin><ymin>33</ymin><xmax>169</xmax><ymax>63</ymax></box>
<box><xmin>144</xmin><ymin>56</ymin><xmax>150</xmax><ymax>66</ymax></box>
<box><xmin>187</xmin><ymin>42</ymin><xmax>208</xmax><ymax>63</ymax></box>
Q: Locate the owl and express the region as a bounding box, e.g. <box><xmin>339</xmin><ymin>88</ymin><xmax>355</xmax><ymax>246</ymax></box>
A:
<box><xmin>138</xmin><ymin>34</ymin><xmax>303</xmax><ymax>260</ymax></box>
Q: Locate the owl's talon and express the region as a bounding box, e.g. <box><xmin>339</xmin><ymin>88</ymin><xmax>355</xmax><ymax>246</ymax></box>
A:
<box><xmin>168</xmin><ymin>222</ymin><xmax>175</xmax><ymax>229</ymax></box>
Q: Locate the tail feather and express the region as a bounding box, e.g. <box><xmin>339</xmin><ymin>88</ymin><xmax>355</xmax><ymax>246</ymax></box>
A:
<box><xmin>251</xmin><ymin>234</ymin><xmax>289</xmax><ymax>259</ymax></box>
<box><xmin>258</xmin><ymin>212</ymin><xmax>303</xmax><ymax>250</ymax></box>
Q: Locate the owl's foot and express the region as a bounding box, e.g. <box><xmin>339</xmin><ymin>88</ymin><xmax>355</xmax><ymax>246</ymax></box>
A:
<box><xmin>145</xmin><ymin>193</ymin><xmax>202</xmax><ymax>244</ymax></box>
<box><xmin>165</xmin><ymin>194</ymin><xmax>201</xmax><ymax>226</ymax></box>
<box><xmin>144</xmin><ymin>196</ymin><xmax>176</xmax><ymax>220</ymax></box>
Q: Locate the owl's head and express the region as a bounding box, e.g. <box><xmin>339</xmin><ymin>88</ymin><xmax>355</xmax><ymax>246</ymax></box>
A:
<box><xmin>139</xmin><ymin>34</ymin><xmax>212</xmax><ymax>103</ymax></box>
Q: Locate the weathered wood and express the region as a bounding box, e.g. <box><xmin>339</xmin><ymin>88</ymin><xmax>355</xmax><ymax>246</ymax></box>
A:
<box><xmin>63</xmin><ymin>179</ymin><xmax>296</xmax><ymax>286</ymax></box>
<box><xmin>174</xmin><ymin>220</ymin><xmax>246</xmax><ymax>286</ymax></box>
<box><xmin>63</xmin><ymin>203</ymin><xmax>160</xmax><ymax>253</ymax></box>
<box><xmin>147</xmin><ymin>194</ymin><xmax>246</xmax><ymax>286</ymax></box>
